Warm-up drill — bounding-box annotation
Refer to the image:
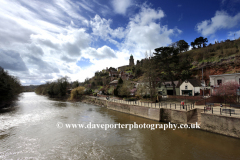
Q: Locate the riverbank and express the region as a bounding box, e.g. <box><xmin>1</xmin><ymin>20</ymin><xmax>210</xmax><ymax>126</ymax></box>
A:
<box><xmin>80</xmin><ymin>96</ymin><xmax>240</xmax><ymax>139</ymax></box>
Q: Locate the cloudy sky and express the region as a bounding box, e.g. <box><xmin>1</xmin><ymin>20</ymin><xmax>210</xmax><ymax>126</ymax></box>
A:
<box><xmin>1</xmin><ymin>0</ymin><xmax>240</xmax><ymax>85</ymax></box>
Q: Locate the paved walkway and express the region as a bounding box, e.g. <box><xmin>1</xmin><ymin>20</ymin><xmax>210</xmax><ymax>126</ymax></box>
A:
<box><xmin>88</xmin><ymin>96</ymin><xmax>240</xmax><ymax>118</ymax></box>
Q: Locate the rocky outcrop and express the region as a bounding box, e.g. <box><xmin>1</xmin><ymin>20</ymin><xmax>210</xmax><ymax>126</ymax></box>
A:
<box><xmin>192</xmin><ymin>55</ymin><xmax>240</xmax><ymax>83</ymax></box>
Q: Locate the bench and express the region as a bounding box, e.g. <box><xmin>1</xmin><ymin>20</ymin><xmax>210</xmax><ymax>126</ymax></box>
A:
<box><xmin>206</xmin><ymin>103</ymin><xmax>214</xmax><ymax>107</ymax></box>
<box><xmin>222</xmin><ymin>109</ymin><xmax>235</xmax><ymax>114</ymax></box>
<box><xmin>230</xmin><ymin>104</ymin><xmax>240</xmax><ymax>108</ymax></box>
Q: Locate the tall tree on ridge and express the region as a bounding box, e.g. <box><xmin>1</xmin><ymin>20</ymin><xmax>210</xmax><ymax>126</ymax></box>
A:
<box><xmin>177</xmin><ymin>40</ymin><xmax>189</xmax><ymax>53</ymax></box>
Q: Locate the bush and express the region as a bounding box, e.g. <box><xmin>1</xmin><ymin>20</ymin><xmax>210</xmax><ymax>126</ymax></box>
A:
<box><xmin>69</xmin><ymin>86</ymin><xmax>85</xmax><ymax>100</ymax></box>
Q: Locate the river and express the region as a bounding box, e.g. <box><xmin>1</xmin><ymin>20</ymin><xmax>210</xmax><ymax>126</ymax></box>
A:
<box><xmin>0</xmin><ymin>92</ymin><xmax>240</xmax><ymax>159</ymax></box>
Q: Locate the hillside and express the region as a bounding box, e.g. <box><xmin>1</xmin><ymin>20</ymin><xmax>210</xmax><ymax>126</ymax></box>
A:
<box><xmin>179</xmin><ymin>38</ymin><xmax>240</xmax><ymax>83</ymax></box>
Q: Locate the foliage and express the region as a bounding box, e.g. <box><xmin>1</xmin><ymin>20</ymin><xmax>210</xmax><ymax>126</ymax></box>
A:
<box><xmin>118</xmin><ymin>80</ymin><xmax>132</xmax><ymax>97</ymax></box>
<box><xmin>69</xmin><ymin>86</ymin><xmax>85</xmax><ymax>100</ymax></box>
<box><xmin>212</xmin><ymin>81</ymin><xmax>239</xmax><ymax>104</ymax></box>
<box><xmin>108</xmin><ymin>86</ymin><xmax>114</xmax><ymax>95</ymax></box>
<box><xmin>72</xmin><ymin>80</ymin><xmax>80</xmax><ymax>88</ymax></box>
<box><xmin>154</xmin><ymin>47</ymin><xmax>180</xmax><ymax>95</ymax></box>
<box><xmin>181</xmin><ymin>39</ymin><xmax>240</xmax><ymax>63</ymax></box>
<box><xmin>0</xmin><ymin>67</ymin><xmax>22</xmax><ymax>108</ymax></box>
<box><xmin>118</xmin><ymin>77</ymin><xmax>123</xmax><ymax>85</ymax></box>
<box><xmin>35</xmin><ymin>76</ymin><xmax>70</xmax><ymax>98</ymax></box>
<box><xmin>212</xmin><ymin>81</ymin><xmax>239</xmax><ymax>96</ymax></box>
<box><xmin>191</xmin><ymin>36</ymin><xmax>208</xmax><ymax>48</ymax></box>
<box><xmin>136</xmin><ymin>83</ymin><xmax>148</xmax><ymax>97</ymax></box>
<box><xmin>177</xmin><ymin>40</ymin><xmax>189</xmax><ymax>53</ymax></box>
<box><xmin>141</xmin><ymin>52</ymin><xmax>158</xmax><ymax>99</ymax></box>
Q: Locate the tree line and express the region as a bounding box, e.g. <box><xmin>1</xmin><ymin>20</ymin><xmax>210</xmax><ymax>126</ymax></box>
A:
<box><xmin>0</xmin><ymin>67</ymin><xmax>22</xmax><ymax>109</ymax></box>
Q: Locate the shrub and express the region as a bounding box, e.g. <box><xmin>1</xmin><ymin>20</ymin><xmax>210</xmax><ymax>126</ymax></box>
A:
<box><xmin>69</xmin><ymin>86</ymin><xmax>85</xmax><ymax>100</ymax></box>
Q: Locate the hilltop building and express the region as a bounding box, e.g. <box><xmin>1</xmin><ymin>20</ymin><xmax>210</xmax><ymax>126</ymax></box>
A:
<box><xmin>118</xmin><ymin>55</ymin><xmax>135</xmax><ymax>71</ymax></box>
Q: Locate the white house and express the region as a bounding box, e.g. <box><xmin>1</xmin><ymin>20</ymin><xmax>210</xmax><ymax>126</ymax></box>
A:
<box><xmin>209</xmin><ymin>73</ymin><xmax>240</xmax><ymax>86</ymax></box>
<box><xmin>179</xmin><ymin>79</ymin><xmax>203</xmax><ymax>96</ymax></box>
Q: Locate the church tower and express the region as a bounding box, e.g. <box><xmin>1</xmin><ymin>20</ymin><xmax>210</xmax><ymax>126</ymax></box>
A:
<box><xmin>129</xmin><ymin>54</ymin><xmax>134</xmax><ymax>66</ymax></box>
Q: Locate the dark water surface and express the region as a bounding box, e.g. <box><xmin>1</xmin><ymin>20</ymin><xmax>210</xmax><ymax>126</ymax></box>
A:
<box><xmin>1</xmin><ymin>92</ymin><xmax>240</xmax><ymax>160</ymax></box>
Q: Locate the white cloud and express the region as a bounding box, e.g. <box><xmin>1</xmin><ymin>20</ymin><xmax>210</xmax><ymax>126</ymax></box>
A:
<box><xmin>122</xmin><ymin>5</ymin><xmax>181</xmax><ymax>54</ymax></box>
<box><xmin>89</xmin><ymin>5</ymin><xmax>181</xmax><ymax>58</ymax></box>
<box><xmin>112</xmin><ymin>0</ymin><xmax>132</xmax><ymax>15</ymax></box>
<box><xmin>130</xmin><ymin>6</ymin><xmax>164</xmax><ymax>26</ymax></box>
<box><xmin>0</xmin><ymin>0</ymin><xmax>181</xmax><ymax>85</ymax></box>
<box><xmin>83</xmin><ymin>46</ymin><xmax>117</xmax><ymax>60</ymax></box>
<box><xmin>90</xmin><ymin>15</ymin><xmax>126</xmax><ymax>40</ymax></box>
<box><xmin>196</xmin><ymin>10</ymin><xmax>240</xmax><ymax>36</ymax></box>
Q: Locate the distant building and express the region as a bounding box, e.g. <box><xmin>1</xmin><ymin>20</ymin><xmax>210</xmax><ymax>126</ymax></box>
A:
<box><xmin>209</xmin><ymin>73</ymin><xmax>240</xmax><ymax>87</ymax></box>
<box><xmin>179</xmin><ymin>79</ymin><xmax>203</xmax><ymax>96</ymax></box>
<box><xmin>118</xmin><ymin>55</ymin><xmax>135</xmax><ymax>71</ymax></box>
<box><xmin>109</xmin><ymin>71</ymin><xmax>118</xmax><ymax>77</ymax></box>
<box><xmin>109</xmin><ymin>80</ymin><xmax>118</xmax><ymax>87</ymax></box>
<box><xmin>129</xmin><ymin>54</ymin><xmax>134</xmax><ymax>66</ymax></box>
<box><xmin>158</xmin><ymin>80</ymin><xmax>180</xmax><ymax>95</ymax></box>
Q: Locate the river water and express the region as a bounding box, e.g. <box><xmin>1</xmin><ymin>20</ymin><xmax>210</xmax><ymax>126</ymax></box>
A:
<box><xmin>0</xmin><ymin>92</ymin><xmax>240</xmax><ymax>160</ymax></box>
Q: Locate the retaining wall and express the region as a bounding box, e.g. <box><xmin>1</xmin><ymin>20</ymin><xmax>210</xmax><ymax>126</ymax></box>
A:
<box><xmin>201</xmin><ymin>113</ymin><xmax>240</xmax><ymax>138</ymax></box>
<box><xmin>82</xmin><ymin>97</ymin><xmax>240</xmax><ymax>138</ymax></box>
<box><xmin>107</xmin><ymin>100</ymin><xmax>195</xmax><ymax>123</ymax></box>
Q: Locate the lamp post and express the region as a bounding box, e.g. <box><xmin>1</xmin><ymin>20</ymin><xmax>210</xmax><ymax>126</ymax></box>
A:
<box><xmin>185</xmin><ymin>93</ymin><xmax>187</xmax><ymax>109</ymax></box>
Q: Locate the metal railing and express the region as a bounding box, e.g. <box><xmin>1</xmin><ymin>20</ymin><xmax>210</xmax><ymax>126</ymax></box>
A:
<box><xmin>204</xmin><ymin>106</ymin><xmax>240</xmax><ymax>117</ymax></box>
<box><xmin>106</xmin><ymin>98</ymin><xmax>195</xmax><ymax>111</ymax></box>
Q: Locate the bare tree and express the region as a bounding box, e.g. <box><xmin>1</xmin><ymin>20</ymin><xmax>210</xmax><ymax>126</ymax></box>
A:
<box><xmin>142</xmin><ymin>51</ymin><xmax>159</xmax><ymax>100</ymax></box>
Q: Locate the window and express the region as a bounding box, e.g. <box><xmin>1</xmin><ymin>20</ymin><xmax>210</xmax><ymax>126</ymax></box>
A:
<box><xmin>185</xmin><ymin>85</ymin><xmax>188</xmax><ymax>89</ymax></box>
<box><xmin>217</xmin><ymin>79</ymin><xmax>222</xmax><ymax>85</ymax></box>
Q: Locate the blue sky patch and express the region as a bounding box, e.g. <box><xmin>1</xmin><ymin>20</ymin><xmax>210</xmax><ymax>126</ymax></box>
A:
<box><xmin>76</xmin><ymin>58</ymin><xmax>93</xmax><ymax>68</ymax></box>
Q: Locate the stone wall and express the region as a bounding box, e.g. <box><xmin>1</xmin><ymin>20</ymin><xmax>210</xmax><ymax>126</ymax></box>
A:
<box><xmin>107</xmin><ymin>100</ymin><xmax>195</xmax><ymax>123</ymax></box>
<box><xmin>107</xmin><ymin>101</ymin><xmax>161</xmax><ymax>121</ymax></box>
<box><xmin>195</xmin><ymin>96</ymin><xmax>224</xmax><ymax>105</ymax></box>
<box><xmin>82</xmin><ymin>97</ymin><xmax>195</xmax><ymax>123</ymax></box>
<box><xmin>201</xmin><ymin>113</ymin><xmax>240</xmax><ymax>138</ymax></box>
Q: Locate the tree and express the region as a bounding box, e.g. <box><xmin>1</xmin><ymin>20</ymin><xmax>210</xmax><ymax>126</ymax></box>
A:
<box><xmin>212</xmin><ymin>81</ymin><xmax>239</xmax><ymax>104</ymax></box>
<box><xmin>198</xmin><ymin>36</ymin><xmax>208</xmax><ymax>47</ymax></box>
<box><xmin>0</xmin><ymin>67</ymin><xmax>22</xmax><ymax>108</ymax></box>
<box><xmin>72</xmin><ymin>80</ymin><xmax>79</xmax><ymax>88</ymax></box>
<box><xmin>177</xmin><ymin>40</ymin><xmax>189</xmax><ymax>53</ymax></box>
<box><xmin>113</xmin><ymin>78</ymin><xmax>124</xmax><ymax>96</ymax></box>
<box><xmin>191</xmin><ymin>42</ymin><xmax>196</xmax><ymax>49</ymax></box>
<box><xmin>136</xmin><ymin>83</ymin><xmax>147</xmax><ymax>98</ymax></box>
<box><xmin>118</xmin><ymin>77</ymin><xmax>123</xmax><ymax>85</ymax></box>
<box><xmin>118</xmin><ymin>81</ymin><xmax>132</xmax><ymax>97</ymax></box>
<box><xmin>179</xmin><ymin>55</ymin><xmax>193</xmax><ymax>81</ymax></box>
<box><xmin>108</xmin><ymin>86</ymin><xmax>114</xmax><ymax>95</ymax></box>
<box><xmin>192</xmin><ymin>37</ymin><xmax>208</xmax><ymax>48</ymax></box>
<box><xmin>69</xmin><ymin>86</ymin><xmax>85</xmax><ymax>100</ymax></box>
<box><xmin>142</xmin><ymin>51</ymin><xmax>159</xmax><ymax>99</ymax></box>
<box><xmin>153</xmin><ymin>47</ymin><xmax>180</xmax><ymax>95</ymax></box>
<box><xmin>91</xmin><ymin>81</ymin><xmax>96</xmax><ymax>88</ymax></box>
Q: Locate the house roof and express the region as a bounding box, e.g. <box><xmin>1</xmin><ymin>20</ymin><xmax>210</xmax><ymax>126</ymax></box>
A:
<box><xmin>209</xmin><ymin>73</ymin><xmax>240</xmax><ymax>77</ymax></box>
<box><xmin>109</xmin><ymin>80</ymin><xmax>118</xmax><ymax>84</ymax></box>
<box><xmin>162</xmin><ymin>80</ymin><xmax>179</xmax><ymax>87</ymax></box>
<box><xmin>182</xmin><ymin>79</ymin><xmax>202</xmax><ymax>87</ymax></box>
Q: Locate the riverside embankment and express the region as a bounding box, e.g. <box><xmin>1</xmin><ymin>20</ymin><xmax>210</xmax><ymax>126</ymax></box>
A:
<box><xmin>82</xmin><ymin>96</ymin><xmax>240</xmax><ymax>138</ymax></box>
